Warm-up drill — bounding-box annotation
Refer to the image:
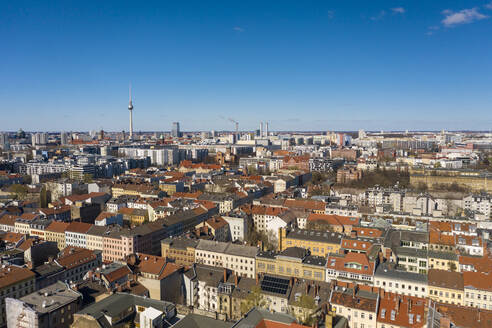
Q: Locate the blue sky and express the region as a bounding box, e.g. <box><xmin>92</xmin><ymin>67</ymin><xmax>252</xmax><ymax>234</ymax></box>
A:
<box><xmin>1</xmin><ymin>1</ymin><xmax>491</xmax><ymax>132</ymax></box>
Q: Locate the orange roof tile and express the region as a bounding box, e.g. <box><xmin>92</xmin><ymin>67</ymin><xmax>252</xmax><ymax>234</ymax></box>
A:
<box><xmin>46</xmin><ymin>221</ymin><xmax>70</xmax><ymax>234</ymax></box>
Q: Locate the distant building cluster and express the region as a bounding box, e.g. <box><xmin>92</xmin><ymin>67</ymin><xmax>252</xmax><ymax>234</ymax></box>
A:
<box><xmin>0</xmin><ymin>125</ymin><xmax>491</xmax><ymax>327</ymax></box>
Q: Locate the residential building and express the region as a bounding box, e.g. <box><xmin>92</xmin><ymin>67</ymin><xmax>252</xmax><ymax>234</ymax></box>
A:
<box><xmin>44</xmin><ymin>221</ymin><xmax>70</xmax><ymax>249</ymax></box>
<box><xmin>326</xmin><ymin>251</ymin><xmax>378</xmax><ymax>284</ymax></box>
<box><xmin>256</xmin><ymin>247</ymin><xmax>326</xmax><ymax>282</ymax></box>
<box><xmin>374</xmin><ymin>262</ymin><xmax>428</xmax><ymax>298</ymax></box>
<box><xmin>55</xmin><ymin>247</ymin><xmax>102</xmax><ymax>283</ymax></box>
<box><xmin>5</xmin><ymin>281</ymin><xmax>82</xmax><ymax>328</ymax></box>
<box><xmin>161</xmin><ymin>237</ymin><xmax>199</xmax><ymax>266</ymax></box>
<box><xmin>65</xmin><ymin>221</ymin><xmax>93</xmax><ymax>248</ymax></box>
<box><xmin>278</xmin><ymin>227</ymin><xmax>343</xmax><ymax>257</ymax></box>
<box><xmin>0</xmin><ymin>265</ymin><xmax>36</xmax><ymax>326</ymax></box>
<box><xmin>222</xmin><ymin>215</ymin><xmax>248</xmax><ymax>242</ymax></box>
<box><xmin>428</xmin><ymin>269</ymin><xmax>464</xmax><ymax>305</ymax></box>
<box><xmin>463</xmin><ymin>271</ymin><xmax>492</xmax><ymax>310</ymax></box>
<box><xmin>94</xmin><ymin>211</ymin><xmax>123</xmax><ymax>226</ymax></box>
<box><xmin>330</xmin><ymin>282</ymin><xmax>379</xmax><ymax>328</ymax></box>
<box><xmin>195</xmin><ymin>240</ymin><xmax>258</xmax><ymax>278</ymax></box>
<box><xmin>376</xmin><ymin>291</ymin><xmax>426</xmax><ymax>328</ymax></box>
<box><xmin>71</xmin><ymin>293</ymin><xmax>176</xmax><ymax>328</ymax></box>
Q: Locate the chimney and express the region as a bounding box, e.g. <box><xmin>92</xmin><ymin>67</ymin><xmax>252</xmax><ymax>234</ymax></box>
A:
<box><xmin>350</xmin><ymin>230</ymin><xmax>356</xmax><ymax>238</ymax></box>
<box><xmin>353</xmin><ymin>284</ymin><xmax>358</xmax><ymax>297</ymax></box>
<box><xmin>408</xmin><ymin>299</ymin><xmax>412</xmax><ymax>313</ymax></box>
<box><xmin>256</xmin><ymin>273</ymin><xmax>259</xmax><ymax>285</ymax></box>
<box><xmin>235</xmin><ymin>273</ymin><xmax>238</xmax><ymax>286</ymax></box>
<box><xmin>396</xmin><ymin>297</ymin><xmax>401</xmax><ymax>313</ymax></box>
<box><xmin>223</xmin><ymin>268</ymin><xmax>227</xmax><ymax>282</ymax></box>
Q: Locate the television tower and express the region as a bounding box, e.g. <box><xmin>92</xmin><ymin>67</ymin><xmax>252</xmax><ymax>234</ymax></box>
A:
<box><xmin>128</xmin><ymin>84</ymin><xmax>133</xmax><ymax>140</ymax></box>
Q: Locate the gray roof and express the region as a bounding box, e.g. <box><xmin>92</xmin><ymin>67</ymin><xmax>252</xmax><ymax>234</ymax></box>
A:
<box><xmin>162</xmin><ymin>237</ymin><xmax>200</xmax><ymax>250</ymax></box>
<box><xmin>197</xmin><ymin>239</ymin><xmax>229</xmax><ymax>253</ymax></box>
<box><xmin>428</xmin><ymin>250</ymin><xmax>458</xmax><ymax>261</ymax></box>
<box><xmin>76</xmin><ymin>292</ymin><xmax>175</xmax><ymax>322</ymax></box>
<box><xmin>185</xmin><ymin>264</ymin><xmax>227</xmax><ymax>287</ymax></box>
<box><xmin>395</xmin><ymin>246</ymin><xmax>428</xmax><ymax>259</ymax></box>
<box><xmin>18</xmin><ymin>281</ymin><xmax>81</xmax><ymax>314</ymax></box>
<box><xmin>196</xmin><ymin>240</ymin><xmax>258</xmax><ymax>258</ymax></box>
<box><xmin>172</xmin><ymin>313</ymin><xmax>232</xmax><ymax>328</ymax></box>
<box><xmin>375</xmin><ymin>262</ymin><xmax>428</xmax><ymax>283</ymax></box>
<box><xmin>232</xmin><ymin>308</ymin><xmax>296</xmax><ymax>328</ymax></box>
<box><xmin>286</xmin><ymin>228</ymin><xmax>343</xmax><ymax>244</ymax></box>
<box><xmin>224</xmin><ymin>243</ymin><xmax>258</xmax><ymax>258</ymax></box>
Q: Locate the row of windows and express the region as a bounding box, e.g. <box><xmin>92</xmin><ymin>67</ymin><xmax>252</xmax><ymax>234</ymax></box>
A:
<box><xmin>376</xmin><ymin>280</ymin><xmax>426</xmax><ymax>293</ymax></box>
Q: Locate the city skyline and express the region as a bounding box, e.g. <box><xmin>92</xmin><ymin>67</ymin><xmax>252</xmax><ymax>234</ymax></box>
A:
<box><xmin>1</xmin><ymin>1</ymin><xmax>492</xmax><ymax>131</ymax></box>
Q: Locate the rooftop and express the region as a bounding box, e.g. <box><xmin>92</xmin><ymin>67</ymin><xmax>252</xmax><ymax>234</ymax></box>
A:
<box><xmin>16</xmin><ymin>281</ymin><xmax>81</xmax><ymax>314</ymax></box>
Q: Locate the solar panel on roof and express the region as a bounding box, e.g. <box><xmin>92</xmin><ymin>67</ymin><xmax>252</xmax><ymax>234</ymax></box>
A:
<box><xmin>260</xmin><ymin>276</ymin><xmax>290</xmax><ymax>295</ymax></box>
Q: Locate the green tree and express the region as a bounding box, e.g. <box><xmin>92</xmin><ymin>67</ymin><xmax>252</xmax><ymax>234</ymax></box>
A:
<box><xmin>240</xmin><ymin>285</ymin><xmax>266</xmax><ymax>315</ymax></box>
<box><xmin>448</xmin><ymin>261</ymin><xmax>457</xmax><ymax>272</ymax></box>
<box><xmin>10</xmin><ymin>184</ymin><xmax>28</xmax><ymax>200</ymax></box>
<box><xmin>293</xmin><ymin>295</ymin><xmax>316</xmax><ymax>325</ymax></box>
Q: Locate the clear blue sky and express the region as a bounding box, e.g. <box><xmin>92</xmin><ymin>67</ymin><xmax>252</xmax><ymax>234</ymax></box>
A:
<box><xmin>1</xmin><ymin>0</ymin><xmax>491</xmax><ymax>132</ymax></box>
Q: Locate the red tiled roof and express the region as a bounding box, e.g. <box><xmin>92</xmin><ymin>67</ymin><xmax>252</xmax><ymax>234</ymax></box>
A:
<box><xmin>65</xmin><ymin>221</ymin><xmax>93</xmax><ymax>234</ymax></box>
<box><xmin>377</xmin><ymin>291</ymin><xmax>426</xmax><ymax>328</ymax></box>
<box><xmin>46</xmin><ymin>221</ymin><xmax>70</xmax><ymax>233</ymax></box>
<box><xmin>284</xmin><ymin>199</ymin><xmax>325</xmax><ymax>211</ymax></box>
<box><xmin>57</xmin><ymin>247</ymin><xmax>98</xmax><ymax>269</ymax></box>
<box><xmin>256</xmin><ymin>320</ymin><xmax>309</xmax><ymax>328</ymax></box>
<box><xmin>327</xmin><ymin>252</ymin><xmax>374</xmax><ymax>276</ymax></box>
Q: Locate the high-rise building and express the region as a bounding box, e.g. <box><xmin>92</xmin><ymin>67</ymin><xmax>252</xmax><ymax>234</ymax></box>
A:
<box><xmin>128</xmin><ymin>85</ymin><xmax>134</xmax><ymax>140</ymax></box>
<box><xmin>0</xmin><ymin>133</ymin><xmax>9</xmax><ymax>150</ymax></box>
<box><xmin>32</xmin><ymin>133</ymin><xmax>48</xmax><ymax>146</ymax></box>
<box><xmin>172</xmin><ymin>122</ymin><xmax>181</xmax><ymax>138</ymax></box>
<box><xmin>265</xmin><ymin>122</ymin><xmax>269</xmax><ymax>137</ymax></box>
<box><xmin>60</xmin><ymin>131</ymin><xmax>69</xmax><ymax>145</ymax></box>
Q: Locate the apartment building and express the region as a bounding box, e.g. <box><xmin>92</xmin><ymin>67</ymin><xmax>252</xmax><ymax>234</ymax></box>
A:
<box><xmin>5</xmin><ymin>281</ymin><xmax>81</xmax><ymax>328</ymax></box>
<box><xmin>278</xmin><ymin>227</ymin><xmax>343</xmax><ymax>257</ymax></box>
<box><xmin>195</xmin><ymin>240</ymin><xmax>258</xmax><ymax>278</ymax></box>
<box><xmin>374</xmin><ymin>263</ymin><xmax>428</xmax><ymax>299</ymax></box>
<box><xmin>102</xmin><ymin>227</ymin><xmax>137</xmax><ymax>262</ymax></box>
<box><xmin>55</xmin><ymin>247</ymin><xmax>102</xmax><ymax>283</ymax></box>
<box><xmin>463</xmin><ymin>271</ymin><xmax>492</xmax><ymax>310</ymax></box>
<box><xmin>44</xmin><ymin>221</ymin><xmax>70</xmax><ymax>249</ymax></box>
<box><xmin>65</xmin><ymin>222</ymin><xmax>93</xmax><ymax>248</ymax></box>
<box><xmin>376</xmin><ymin>291</ymin><xmax>426</xmax><ymax>328</ymax></box>
<box><xmin>0</xmin><ymin>265</ymin><xmax>36</xmax><ymax>326</ymax></box>
<box><xmin>94</xmin><ymin>211</ymin><xmax>123</xmax><ymax>226</ymax></box>
<box><xmin>428</xmin><ymin>269</ymin><xmax>464</xmax><ymax>306</ymax></box>
<box><xmin>463</xmin><ymin>193</ymin><xmax>491</xmax><ymax>219</ymax></box>
<box><xmin>330</xmin><ymin>282</ymin><xmax>379</xmax><ymax>328</ymax></box>
<box><xmin>85</xmin><ymin>225</ymin><xmax>106</xmax><ymax>251</ymax></box>
<box><xmin>161</xmin><ymin>237</ymin><xmax>199</xmax><ymax>266</ymax></box>
<box><xmin>222</xmin><ymin>215</ymin><xmax>248</xmax><ymax>242</ymax></box>
<box><xmin>326</xmin><ymin>251</ymin><xmax>377</xmax><ymax>284</ymax></box>
<box><xmin>304</xmin><ymin>213</ymin><xmax>359</xmax><ymax>234</ymax></box>
<box><xmin>256</xmin><ymin>247</ymin><xmax>326</xmax><ymax>282</ymax></box>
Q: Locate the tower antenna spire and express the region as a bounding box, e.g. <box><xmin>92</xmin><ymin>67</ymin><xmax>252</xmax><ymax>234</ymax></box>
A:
<box><xmin>128</xmin><ymin>83</ymin><xmax>133</xmax><ymax>140</ymax></box>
